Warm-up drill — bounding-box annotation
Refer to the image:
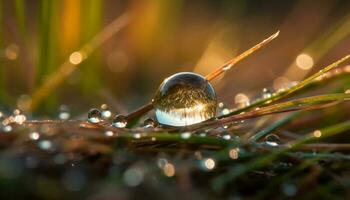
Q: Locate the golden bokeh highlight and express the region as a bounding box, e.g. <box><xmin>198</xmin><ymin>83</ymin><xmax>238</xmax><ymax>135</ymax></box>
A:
<box><xmin>296</xmin><ymin>54</ymin><xmax>314</xmax><ymax>70</ymax></box>
<box><xmin>204</xmin><ymin>158</ymin><xmax>216</xmax><ymax>170</ymax></box>
<box><xmin>163</xmin><ymin>163</ymin><xmax>175</xmax><ymax>177</ymax></box>
<box><xmin>229</xmin><ymin>148</ymin><xmax>239</xmax><ymax>159</ymax></box>
<box><xmin>313</xmin><ymin>130</ymin><xmax>322</xmax><ymax>138</ymax></box>
<box><xmin>69</xmin><ymin>51</ymin><xmax>84</xmax><ymax>65</ymax></box>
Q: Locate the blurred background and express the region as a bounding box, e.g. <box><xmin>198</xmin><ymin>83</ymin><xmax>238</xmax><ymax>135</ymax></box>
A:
<box><xmin>1</xmin><ymin>0</ymin><xmax>350</xmax><ymax>117</ymax></box>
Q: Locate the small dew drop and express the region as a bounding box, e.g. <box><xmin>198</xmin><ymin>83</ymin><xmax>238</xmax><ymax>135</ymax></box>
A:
<box><xmin>264</xmin><ymin>134</ymin><xmax>280</xmax><ymax>147</ymax></box>
<box><xmin>59</xmin><ymin>105</ymin><xmax>70</xmax><ymax>120</ymax></box>
<box><xmin>143</xmin><ymin>118</ymin><xmax>158</xmax><ymax>128</ymax></box>
<box><xmin>38</xmin><ymin>140</ymin><xmax>53</xmax><ymax>150</ymax></box>
<box><xmin>222</xmin><ymin>134</ymin><xmax>231</xmax><ymax>140</ymax></box>
<box><xmin>104</xmin><ymin>131</ymin><xmax>114</xmax><ymax>137</ymax></box>
<box><xmin>2</xmin><ymin>125</ymin><xmax>12</xmax><ymax>132</ymax></box>
<box><xmin>133</xmin><ymin>133</ymin><xmax>141</xmax><ymax>139</ymax></box>
<box><xmin>29</xmin><ymin>132</ymin><xmax>40</xmax><ymax>140</ymax></box>
<box><xmin>262</xmin><ymin>88</ymin><xmax>272</xmax><ymax>99</ymax></box>
<box><xmin>88</xmin><ymin>109</ymin><xmax>102</xmax><ymax>123</ymax></box>
<box><xmin>102</xmin><ymin>110</ymin><xmax>112</xmax><ymax>119</ymax></box>
<box><xmin>202</xmin><ymin>158</ymin><xmax>216</xmax><ymax>171</ymax></box>
<box><xmin>112</xmin><ymin>115</ymin><xmax>127</xmax><ymax>128</ymax></box>
<box><xmin>13</xmin><ymin>109</ymin><xmax>21</xmax><ymax>115</ymax></box>
<box><xmin>181</xmin><ymin>132</ymin><xmax>192</xmax><ymax>139</ymax></box>
<box><xmin>59</xmin><ymin>112</ymin><xmax>70</xmax><ymax>120</ymax></box>
<box><xmin>14</xmin><ymin>114</ymin><xmax>26</xmax><ymax>125</ymax></box>
<box><xmin>100</xmin><ymin>104</ymin><xmax>112</xmax><ymax>119</ymax></box>
<box><xmin>222</xmin><ymin>108</ymin><xmax>230</xmax><ymax>115</ymax></box>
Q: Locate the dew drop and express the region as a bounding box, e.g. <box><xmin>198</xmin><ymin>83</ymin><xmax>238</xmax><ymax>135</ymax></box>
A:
<box><xmin>100</xmin><ymin>104</ymin><xmax>112</xmax><ymax>119</ymax></box>
<box><xmin>264</xmin><ymin>134</ymin><xmax>280</xmax><ymax>147</ymax></box>
<box><xmin>59</xmin><ymin>105</ymin><xmax>70</xmax><ymax>120</ymax></box>
<box><xmin>222</xmin><ymin>134</ymin><xmax>231</xmax><ymax>140</ymax></box>
<box><xmin>88</xmin><ymin>109</ymin><xmax>102</xmax><ymax>123</ymax></box>
<box><xmin>199</xmin><ymin>133</ymin><xmax>207</xmax><ymax>137</ymax></box>
<box><xmin>29</xmin><ymin>132</ymin><xmax>40</xmax><ymax>140</ymax></box>
<box><xmin>2</xmin><ymin>125</ymin><xmax>12</xmax><ymax>132</ymax></box>
<box><xmin>112</xmin><ymin>115</ymin><xmax>127</xmax><ymax>128</ymax></box>
<box><xmin>104</xmin><ymin>131</ymin><xmax>114</xmax><ymax>137</ymax></box>
<box><xmin>262</xmin><ymin>88</ymin><xmax>272</xmax><ymax>99</ymax></box>
<box><xmin>102</xmin><ymin>110</ymin><xmax>112</xmax><ymax>119</ymax></box>
<box><xmin>201</xmin><ymin>158</ymin><xmax>216</xmax><ymax>171</ymax></box>
<box><xmin>153</xmin><ymin>72</ymin><xmax>217</xmax><ymax>127</ymax></box>
<box><xmin>133</xmin><ymin>133</ymin><xmax>141</xmax><ymax>139</ymax></box>
<box><xmin>180</xmin><ymin>132</ymin><xmax>192</xmax><ymax>139</ymax></box>
<box><xmin>143</xmin><ymin>118</ymin><xmax>157</xmax><ymax>128</ymax></box>
<box><xmin>221</xmin><ymin>108</ymin><xmax>230</xmax><ymax>115</ymax></box>
<box><xmin>38</xmin><ymin>140</ymin><xmax>53</xmax><ymax>150</ymax></box>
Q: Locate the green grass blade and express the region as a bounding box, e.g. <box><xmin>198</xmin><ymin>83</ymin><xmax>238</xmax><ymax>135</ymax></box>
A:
<box><xmin>220</xmin><ymin>55</ymin><xmax>350</xmax><ymax>118</ymax></box>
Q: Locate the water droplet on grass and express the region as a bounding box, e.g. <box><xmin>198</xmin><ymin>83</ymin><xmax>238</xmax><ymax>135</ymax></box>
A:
<box><xmin>112</xmin><ymin>115</ymin><xmax>127</xmax><ymax>128</ymax></box>
<box><xmin>153</xmin><ymin>72</ymin><xmax>217</xmax><ymax>126</ymax></box>
<box><xmin>262</xmin><ymin>88</ymin><xmax>272</xmax><ymax>98</ymax></box>
<box><xmin>143</xmin><ymin>118</ymin><xmax>157</xmax><ymax>128</ymax></box>
<box><xmin>88</xmin><ymin>109</ymin><xmax>102</xmax><ymax>123</ymax></box>
<box><xmin>264</xmin><ymin>134</ymin><xmax>280</xmax><ymax>147</ymax></box>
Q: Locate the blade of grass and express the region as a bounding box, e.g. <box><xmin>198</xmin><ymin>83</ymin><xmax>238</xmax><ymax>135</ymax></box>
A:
<box><xmin>80</xmin><ymin>0</ymin><xmax>102</xmax><ymax>93</ymax></box>
<box><xmin>211</xmin><ymin>119</ymin><xmax>350</xmax><ymax>191</ymax></box>
<box><xmin>14</xmin><ymin>0</ymin><xmax>25</xmax><ymax>36</ymax></box>
<box><xmin>0</xmin><ymin>0</ymin><xmax>4</xmax><ymax>102</ymax></box>
<box><xmin>27</xmin><ymin>12</ymin><xmax>130</xmax><ymax>112</ymax></box>
<box><xmin>187</xmin><ymin>93</ymin><xmax>350</xmax><ymax>130</ymax></box>
<box><xmin>220</xmin><ymin>55</ymin><xmax>350</xmax><ymax>118</ymax></box>
<box><xmin>249</xmin><ymin>112</ymin><xmax>299</xmax><ymax>142</ymax></box>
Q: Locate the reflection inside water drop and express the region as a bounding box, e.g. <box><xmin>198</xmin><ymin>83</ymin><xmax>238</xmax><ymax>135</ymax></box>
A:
<box><xmin>143</xmin><ymin>118</ymin><xmax>157</xmax><ymax>128</ymax></box>
<box><xmin>153</xmin><ymin>72</ymin><xmax>217</xmax><ymax>127</ymax></box>
<box><xmin>88</xmin><ymin>109</ymin><xmax>102</xmax><ymax>123</ymax></box>
<box><xmin>264</xmin><ymin>134</ymin><xmax>280</xmax><ymax>147</ymax></box>
<box><xmin>112</xmin><ymin>115</ymin><xmax>127</xmax><ymax>128</ymax></box>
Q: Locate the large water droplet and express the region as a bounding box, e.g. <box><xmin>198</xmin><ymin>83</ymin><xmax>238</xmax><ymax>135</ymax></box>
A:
<box><xmin>264</xmin><ymin>134</ymin><xmax>280</xmax><ymax>147</ymax></box>
<box><xmin>88</xmin><ymin>109</ymin><xmax>102</xmax><ymax>123</ymax></box>
<box><xmin>153</xmin><ymin>72</ymin><xmax>217</xmax><ymax>126</ymax></box>
<box><xmin>112</xmin><ymin>115</ymin><xmax>127</xmax><ymax>128</ymax></box>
